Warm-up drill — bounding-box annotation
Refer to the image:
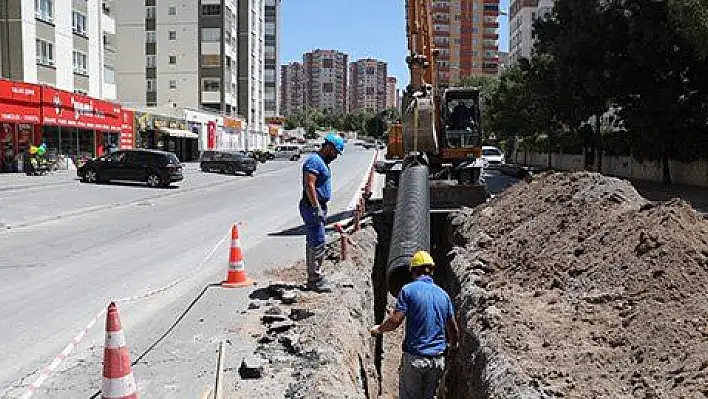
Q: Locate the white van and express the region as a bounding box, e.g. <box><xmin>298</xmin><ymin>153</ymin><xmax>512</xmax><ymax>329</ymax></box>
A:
<box><xmin>269</xmin><ymin>144</ymin><xmax>302</xmax><ymax>161</ymax></box>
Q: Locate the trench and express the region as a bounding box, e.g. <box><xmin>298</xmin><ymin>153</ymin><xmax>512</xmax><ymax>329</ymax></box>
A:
<box><xmin>369</xmin><ymin>210</ymin><xmax>503</xmax><ymax>398</ymax></box>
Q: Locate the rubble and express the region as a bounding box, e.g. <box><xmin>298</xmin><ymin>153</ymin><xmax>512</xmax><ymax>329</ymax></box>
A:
<box><xmin>239</xmin><ymin>356</ymin><xmax>265</xmax><ymax>379</ymax></box>
<box><xmin>449</xmin><ymin>172</ymin><xmax>708</xmax><ymax>398</ymax></box>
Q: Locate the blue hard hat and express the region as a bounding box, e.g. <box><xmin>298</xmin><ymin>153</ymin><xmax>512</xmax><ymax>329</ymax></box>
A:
<box><xmin>324</xmin><ymin>133</ymin><xmax>345</xmax><ymax>154</ymax></box>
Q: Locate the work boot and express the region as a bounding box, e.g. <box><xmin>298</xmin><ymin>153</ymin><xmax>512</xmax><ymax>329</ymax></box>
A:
<box><xmin>307</xmin><ymin>278</ymin><xmax>333</xmax><ymax>293</ymax></box>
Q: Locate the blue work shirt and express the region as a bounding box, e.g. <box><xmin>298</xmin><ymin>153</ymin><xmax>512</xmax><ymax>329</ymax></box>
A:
<box><xmin>395</xmin><ymin>275</ymin><xmax>455</xmax><ymax>357</ymax></box>
<box><xmin>302</xmin><ymin>152</ymin><xmax>332</xmax><ymax>205</ymax></box>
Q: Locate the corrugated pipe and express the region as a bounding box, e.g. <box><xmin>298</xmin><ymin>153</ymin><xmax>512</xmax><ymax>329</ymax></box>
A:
<box><xmin>386</xmin><ymin>158</ymin><xmax>431</xmax><ymax>297</ymax></box>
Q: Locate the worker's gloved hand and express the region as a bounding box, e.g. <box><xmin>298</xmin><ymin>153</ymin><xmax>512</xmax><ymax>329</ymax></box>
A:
<box><xmin>315</xmin><ymin>207</ymin><xmax>326</xmax><ymax>224</ymax></box>
<box><xmin>370</xmin><ymin>325</ymin><xmax>381</xmax><ymax>336</ymax></box>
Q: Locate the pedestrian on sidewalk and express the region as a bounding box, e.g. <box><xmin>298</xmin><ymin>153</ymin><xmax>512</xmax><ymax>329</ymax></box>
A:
<box><xmin>370</xmin><ymin>250</ymin><xmax>460</xmax><ymax>399</ymax></box>
<box><xmin>299</xmin><ymin>133</ymin><xmax>345</xmax><ymax>293</ymax></box>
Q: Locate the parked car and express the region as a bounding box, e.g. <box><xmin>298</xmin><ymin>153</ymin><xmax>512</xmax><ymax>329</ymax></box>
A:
<box><xmin>267</xmin><ymin>144</ymin><xmax>302</xmax><ymax>161</ymax></box>
<box><xmin>200</xmin><ymin>150</ymin><xmax>257</xmax><ymax>176</ymax></box>
<box><xmin>78</xmin><ymin>149</ymin><xmax>183</xmax><ymax>188</ymax></box>
<box><xmin>481</xmin><ymin>146</ymin><xmax>506</xmax><ymax>167</ymax></box>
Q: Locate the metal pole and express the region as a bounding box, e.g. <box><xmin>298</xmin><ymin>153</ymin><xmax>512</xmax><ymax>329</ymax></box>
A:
<box><xmin>214</xmin><ymin>341</ymin><xmax>226</xmax><ymax>399</ymax></box>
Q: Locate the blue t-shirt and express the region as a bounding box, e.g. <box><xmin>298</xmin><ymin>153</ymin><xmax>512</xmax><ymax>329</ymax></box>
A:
<box><xmin>395</xmin><ymin>275</ymin><xmax>455</xmax><ymax>357</ymax></box>
<box><xmin>302</xmin><ymin>153</ymin><xmax>332</xmax><ymax>204</ymax></box>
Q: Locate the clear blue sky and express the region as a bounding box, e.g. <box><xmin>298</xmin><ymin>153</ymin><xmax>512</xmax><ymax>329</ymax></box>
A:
<box><xmin>280</xmin><ymin>0</ymin><xmax>510</xmax><ymax>88</ymax></box>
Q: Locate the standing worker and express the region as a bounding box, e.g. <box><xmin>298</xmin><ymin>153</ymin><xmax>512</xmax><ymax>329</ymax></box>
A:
<box><xmin>299</xmin><ymin>133</ymin><xmax>345</xmax><ymax>293</ymax></box>
<box><xmin>370</xmin><ymin>250</ymin><xmax>459</xmax><ymax>398</ymax></box>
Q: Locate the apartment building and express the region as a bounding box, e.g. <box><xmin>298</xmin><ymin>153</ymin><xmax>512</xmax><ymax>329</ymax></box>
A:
<box><xmin>508</xmin><ymin>0</ymin><xmax>553</xmax><ymax>65</ymax></box>
<box><xmin>237</xmin><ymin>0</ymin><xmax>266</xmax><ymax>144</ymax></box>
<box><xmin>430</xmin><ymin>0</ymin><xmax>500</xmax><ymax>86</ymax></box>
<box><xmin>348</xmin><ymin>58</ymin><xmax>387</xmax><ymax>114</ymax></box>
<box><xmin>304</xmin><ymin>49</ymin><xmax>347</xmax><ymax>114</ymax></box>
<box><xmin>280</xmin><ymin>62</ymin><xmax>305</xmax><ymax>116</ymax></box>
<box><xmin>263</xmin><ymin>0</ymin><xmax>280</xmax><ymax>118</ymax></box>
<box><xmin>0</xmin><ymin>0</ymin><xmax>117</xmax><ymax>99</ymax></box>
<box><xmin>114</xmin><ymin>0</ymin><xmax>239</xmax><ymax>114</ymax></box>
<box><xmin>386</xmin><ymin>76</ymin><xmax>397</xmax><ymax>109</ymax></box>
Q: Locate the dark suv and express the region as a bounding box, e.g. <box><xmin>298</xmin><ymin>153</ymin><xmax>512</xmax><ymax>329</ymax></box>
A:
<box><xmin>78</xmin><ymin>149</ymin><xmax>183</xmax><ymax>188</ymax></box>
<box><xmin>200</xmin><ymin>150</ymin><xmax>257</xmax><ymax>176</ymax></box>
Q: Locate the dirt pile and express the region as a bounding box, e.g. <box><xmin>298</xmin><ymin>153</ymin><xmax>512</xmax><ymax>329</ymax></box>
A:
<box><xmin>449</xmin><ymin>171</ymin><xmax>708</xmax><ymax>398</ymax></box>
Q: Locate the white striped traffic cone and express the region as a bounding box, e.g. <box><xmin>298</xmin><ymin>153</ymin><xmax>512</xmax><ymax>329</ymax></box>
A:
<box><xmin>222</xmin><ymin>224</ymin><xmax>252</xmax><ymax>288</ymax></box>
<box><xmin>102</xmin><ymin>302</ymin><xmax>138</xmax><ymax>399</ymax></box>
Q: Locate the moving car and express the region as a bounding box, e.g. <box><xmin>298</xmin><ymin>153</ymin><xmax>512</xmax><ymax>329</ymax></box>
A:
<box><xmin>267</xmin><ymin>144</ymin><xmax>302</xmax><ymax>161</ymax></box>
<box><xmin>78</xmin><ymin>149</ymin><xmax>183</xmax><ymax>188</ymax></box>
<box><xmin>200</xmin><ymin>150</ymin><xmax>257</xmax><ymax>176</ymax></box>
<box><xmin>481</xmin><ymin>145</ymin><xmax>506</xmax><ymax>167</ymax></box>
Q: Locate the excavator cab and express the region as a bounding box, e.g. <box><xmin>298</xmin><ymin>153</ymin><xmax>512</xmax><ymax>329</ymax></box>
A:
<box><xmin>441</xmin><ymin>87</ymin><xmax>482</xmax><ymax>149</ymax></box>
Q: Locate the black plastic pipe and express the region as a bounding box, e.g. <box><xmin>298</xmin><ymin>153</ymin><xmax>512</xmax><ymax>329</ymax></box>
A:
<box><xmin>386</xmin><ymin>160</ymin><xmax>431</xmax><ymax>297</ymax></box>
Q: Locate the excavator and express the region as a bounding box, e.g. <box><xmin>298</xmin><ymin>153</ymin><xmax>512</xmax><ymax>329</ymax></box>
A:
<box><xmin>375</xmin><ymin>0</ymin><xmax>489</xmax><ymax>297</ymax></box>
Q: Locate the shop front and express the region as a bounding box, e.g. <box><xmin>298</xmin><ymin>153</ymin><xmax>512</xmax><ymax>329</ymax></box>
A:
<box><xmin>0</xmin><ymin>79</ymin><xmax>42</xmax><ymax>172</ymax></box>
<box><xmin>218</xmin><ymin>117</ymin><xmax>245</xmax><ymax>151</ymax></box>
<box><xmin>40</xmin><ymin>86</ymin><xmax>124</xmax><ymax>164</ymax></box>
<box><xmin>135</xmin><ymin>111</ymin><xmax>198</xmax><ymax>161</ymax></box>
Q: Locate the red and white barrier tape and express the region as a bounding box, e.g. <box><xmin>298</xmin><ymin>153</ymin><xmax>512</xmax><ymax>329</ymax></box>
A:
<box><xmin>19</xmin><ymin>227</ymin><xmax>231</xmax><ymax>398</ymax></box>
<box><xmin>347</xmin><ymin>150</ymin><xmax>378</xmax><ymax>211</ymax></box>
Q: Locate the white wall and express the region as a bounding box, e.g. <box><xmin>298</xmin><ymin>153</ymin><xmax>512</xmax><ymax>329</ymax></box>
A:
<box><xmin>54</xmin><ymin>0</ymin><xmax>73</xmax><ymax>90</ymax></box>
<box><xmin>514</xmin><ymin>151</ymin><xmax>708</xmax><ymax>188</ymax></box>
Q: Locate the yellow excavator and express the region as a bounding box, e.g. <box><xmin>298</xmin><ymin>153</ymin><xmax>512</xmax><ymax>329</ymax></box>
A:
<box><xmin>376</xmin><ymin>0</ymin><xmax>488</xmax><ymax>296</ymax></box>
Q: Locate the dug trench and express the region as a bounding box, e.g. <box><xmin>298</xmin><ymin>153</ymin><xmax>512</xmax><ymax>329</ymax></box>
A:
<box><xmin>239</xmin><ymin>171</ymin><xmax>707</xmax><ymax>398</ymax></box>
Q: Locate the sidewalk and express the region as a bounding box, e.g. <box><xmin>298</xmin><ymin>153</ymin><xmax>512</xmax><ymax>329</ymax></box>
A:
<box><xmin>630</xmin><ymin>179</ymin><xmax>708</xmax><ymax>215</ymax></box>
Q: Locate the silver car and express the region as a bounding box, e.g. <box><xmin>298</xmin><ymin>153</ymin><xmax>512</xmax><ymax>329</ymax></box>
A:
<box><xmin>268</xmin><ymin>145</ymin><xmax>302</xmax><ymax>161</ymax></box>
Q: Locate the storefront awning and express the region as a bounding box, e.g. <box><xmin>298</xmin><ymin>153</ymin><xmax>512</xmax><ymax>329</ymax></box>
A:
<box><xmin>159</xmin><ymin>127</ymin><xmax>198</xmax><ymax>139</ymax></box>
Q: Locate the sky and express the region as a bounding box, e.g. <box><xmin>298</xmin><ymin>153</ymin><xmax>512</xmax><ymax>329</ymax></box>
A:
<box><xmin>280</xmin><ymin>0</ymin><xmax>510</xmax><ymax>88</ymax></box>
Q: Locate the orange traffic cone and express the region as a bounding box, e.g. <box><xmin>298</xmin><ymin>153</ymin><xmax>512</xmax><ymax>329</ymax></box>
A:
<box><xmin>102</xmin><ymin>302</ymin><xmax>138</xmax><ymax>399</ymax></box>
<box><xmin>222</xmin><ymin>224</ymin><xmax>252</xmax><ymax>288</ymax></box>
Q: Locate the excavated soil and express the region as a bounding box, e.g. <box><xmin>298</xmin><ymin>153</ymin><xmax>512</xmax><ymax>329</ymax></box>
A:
<box><xmin>449</xmin><ymin>171</ymin><xmax>708</xmax><ymax>398</ymax></box>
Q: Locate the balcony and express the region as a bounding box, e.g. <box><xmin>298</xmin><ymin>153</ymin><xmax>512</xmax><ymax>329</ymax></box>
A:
<box><xmin>483</xmin><ymin>33</ymin><xmax>499</xmax><ymax>40</ymax></box>
<box><xmin>484</xmin><ymin>21</ymin><xmax>500</xmax><ymax>28</ymax></box>
<box><xmin>483</xmin><ymin>10</ymin><xmax>499</xmax><ymax>16</ymax></box>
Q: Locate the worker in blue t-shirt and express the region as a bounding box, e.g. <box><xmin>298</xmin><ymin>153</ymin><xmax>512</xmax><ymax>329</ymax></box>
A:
<box><xmin>370</xmin><ymin>250</ymin><xmax>460</xmax><ymax>399</ymax></box>
<box><xmin>299</xmin><ymin>133</ymin><xmax>345</xmax><ymax>293</ymax></box>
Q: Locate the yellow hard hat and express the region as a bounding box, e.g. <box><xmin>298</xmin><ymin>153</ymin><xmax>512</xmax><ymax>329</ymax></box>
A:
<box><xmin>410</xmin><ymin>250</ymin><xmax>435</xmax><ymax>270</ymax></box>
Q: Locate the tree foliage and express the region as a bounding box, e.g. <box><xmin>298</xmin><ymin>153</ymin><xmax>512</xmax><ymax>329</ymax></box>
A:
<box><xmin>483</xmin><ymin>0</ymin><xmax>708</xmax><ymax>182</ymax></box>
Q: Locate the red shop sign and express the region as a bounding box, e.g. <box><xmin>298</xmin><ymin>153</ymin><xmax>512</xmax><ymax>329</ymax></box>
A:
<box><xmin>119</xmin><ymin>109</ymin><xmax>135</xmax><ymax>149</ymax></box>
<box><xmin>207</xmin><ymin>121</ymin><xmax>216</xmax><ymax>149</ymax></box>
<box><xmin>0</xmin><ymin>79</ymin><xmax>41</xmax><ymax>124</ymax></box>
<box><xmin>41</xmin><ymin>86</ymin><xmax>122</xmax><ymax>132</ymax></box>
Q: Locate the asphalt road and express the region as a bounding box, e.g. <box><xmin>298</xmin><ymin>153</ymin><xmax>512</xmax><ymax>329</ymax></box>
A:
<box><xmin>0</xmin><ymin>147</ymin><xmax>377</xmax><ymax>397</ymax></box>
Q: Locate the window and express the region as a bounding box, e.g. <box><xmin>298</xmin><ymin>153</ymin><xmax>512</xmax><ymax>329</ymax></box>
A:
<box><xmin>202</xmin><ymin>54</ymin><xmax>220</xmax><ymax>67</ymax></box>
<box><xmin>35</xmin><ymin>0</ymin><xmax>53</xmax><ymax>22</ymax></box>
<box><xmin>169</xmin><ymin>55</ymin><xmax>176</xmax><ymax>64</ymax></box>
<box><xmin>168</xmin><ymin>6</ymin><xmax>176</xmax><ymax>15</ymax></box>
<box><xmin>201</xmin><ymin>4</ymin><xmax>221</xmax><ymax>16</ymax></box>
<box><xmin>366</xmin><ymin>87</ymin><xmax>375</xmax><ymax>95</ymax></box>
<box><xmin>168</xmin><ymin>30</ymin><xmax>177</xmax><ymax>40</ymax></box>
<box><xmin>145</xmin><ymin>0</ymin><xmax>155</xmax><ymax>5</ymax></box>
<box><xmin>35</xmin><ymin>39</ymin><xmax>54</xmax><ymax>66</ymax></box>
<box><xmin>146</xmin><ymin>6</ymin><xmax>156</xmax><ymax>19</ymax></box>
<box><xmin>169</xmin><ymin>80</ymin><xmax>177</xmax><ymax>89</ymax></box>
<box><xmin>366</xmin><ymin>67</ymin><xmax>375</xmax><ymax>75</ymax></box>
<box><xmin>146</xmin><ymin>55</ymin><xmax>156</xmax><ymax>68</ymax></box>
<box><xmin>201</xmin><ymin>28</ymin><xmax>220</xmax><ymax>42</ymax></box>
<box><xmin>104</xmin><ymin>65</ymin><xmax>115</xmax><ymax>84</ymax></box>
<box><xmin>72</xmin><ymin>12</ymin><xmax>87</xmax><ymax>35</ymax></box>
<box><xmin>146</xmin><ymin>79</ymin><xmax>156</xmax><ymax>91</ymax></box>
<box><xmin>202</xmin><ymin>78</ymin><xmax>220</xmax><ymax>92</ymax></box>
<box><xmin>146</xmin><ymin>31</ymin><xmax>156</xmax><ymax>43</ymax></box>
<box><xmin>73</xmin><ymin>51</ymin><xmax>88</xmax><ymax>74</ymax></box>
<box><xmin>322</xmin><ymin>59</ymin><xmax>333</xmax><ymax>68</ymax></box>
<box><xmin>322</xmin><ymin>83</ymin><xmax>333</xmax><ymax>93</ymax></box>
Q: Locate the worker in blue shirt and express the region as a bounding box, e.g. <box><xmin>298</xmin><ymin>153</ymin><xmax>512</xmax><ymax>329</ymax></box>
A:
<box><xmin>299</xmin><ymin>133</ymin><xmax>345</xmax><ymax>293</ymax></box>
<box><xmin>370</xmin><ymin>250</ymin><xmax>459</xmax><ymax>398</ymax></box>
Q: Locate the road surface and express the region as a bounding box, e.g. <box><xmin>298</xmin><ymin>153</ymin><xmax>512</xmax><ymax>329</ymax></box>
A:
<box><xmin>0</xmin><ymin>147</ymin><xmax>377</xmax><ymax>397</ymax></box>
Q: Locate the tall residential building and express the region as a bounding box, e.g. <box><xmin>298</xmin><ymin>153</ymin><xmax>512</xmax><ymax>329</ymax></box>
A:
<box><xmin>114</xmin><ymin>0</ymin><xmax>239</xmax><ymax>114</ymax></box>
<box><xmin>263</xmin><ymin>0</ymin><xmax>280</xmax><ymax>118</ymax></box>
<box><xmin>386</xmin><ymin>76</ymin><xmax>398</xmax><ymax>109</ymax></box>
<box><xmin>508</xmin><ymin>0</ymin><xmax>553</xmax><ymax>65</ymax></box>
<box><xmin>304</xmin><ymin>49</ymin><xmax>347</xmax><ymax>114</ymax></box>
<box><xmin>348</xmin><ymin>58</ymin><xmax>387</xmax><ymax>114</ymax></box>
<box><xmin>430</xmin><ymin>0</ymin><xmax>500</xmax><ymax>86</ymax></box>
<box><xmin>280</xmin><ymin>62</ymin><xmax>305</xmax><ymax>116</ymax></box>
<box><xmin>0</xmin><ymin>0</ymin><xmax>117</xmax><ymax>99</ymax></box>
<box><xmin>237</xmin><ymin>0</ymin><xmax>266</xmax><ymax>141</ymax></box>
